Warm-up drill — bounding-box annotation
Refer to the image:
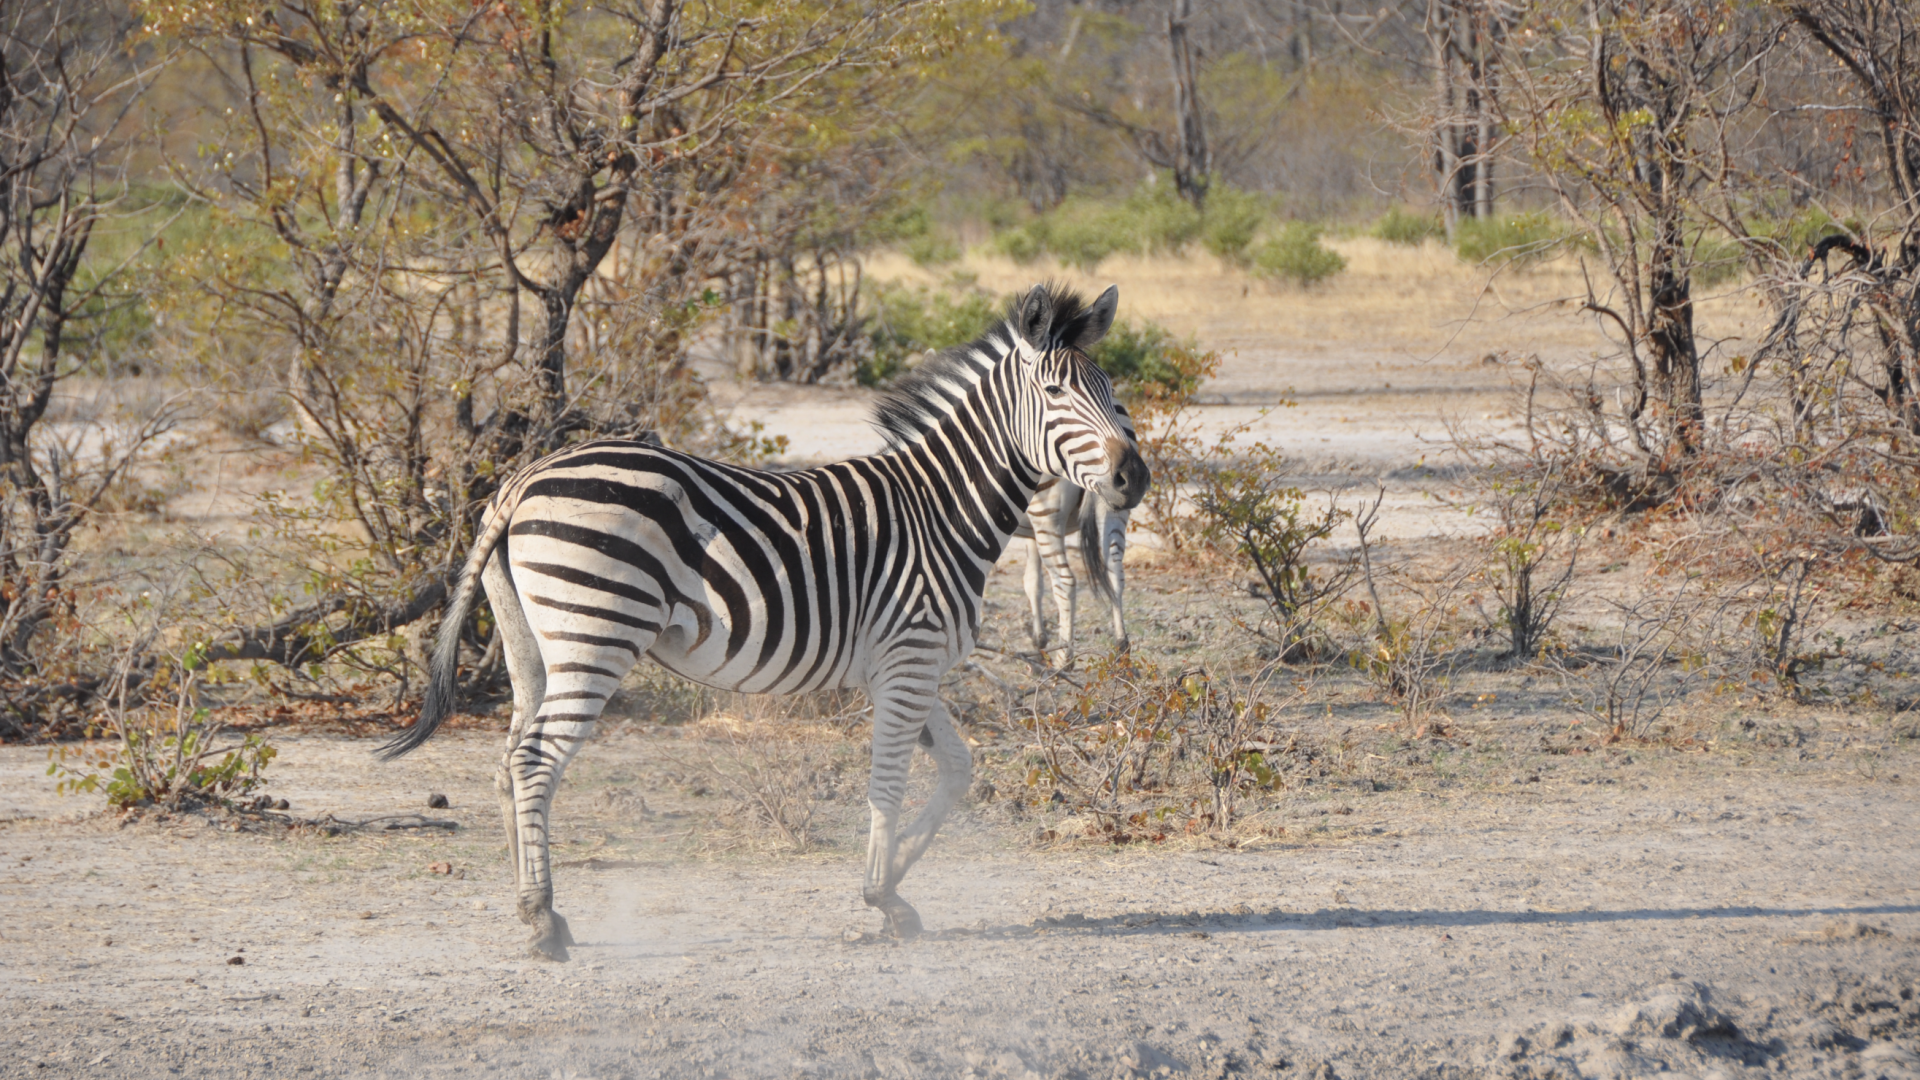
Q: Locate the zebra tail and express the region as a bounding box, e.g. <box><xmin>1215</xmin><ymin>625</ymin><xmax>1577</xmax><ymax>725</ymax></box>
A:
<box><xmin>375</xmin><ymin>502</ymin><xmax>514</xmax><ymax>761</ymax></box>
<box><xmin>1079</xmin><ymin>506</ymin><xmax>1119</xmax><ymax>608</ymax></box>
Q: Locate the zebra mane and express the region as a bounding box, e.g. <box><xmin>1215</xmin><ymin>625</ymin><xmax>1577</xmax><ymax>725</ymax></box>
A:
<box><xmin>872</xmin><ymin>284</ymin><xmax>1093</xmax><ymax>447</ymax></box>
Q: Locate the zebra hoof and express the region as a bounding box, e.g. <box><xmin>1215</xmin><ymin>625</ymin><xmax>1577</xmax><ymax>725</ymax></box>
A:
<box><xmin>527</xmin><ymin>911</ymin><xmax>573</xmax><ymax>961</ymax></box>
<box><xmin>882</xmin><ymin>899</ymin><xmax>924</xmax><ymax>940</ymax></box>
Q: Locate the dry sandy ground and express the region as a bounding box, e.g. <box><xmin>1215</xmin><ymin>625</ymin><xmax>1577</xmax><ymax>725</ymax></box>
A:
<box><xmin>4</xmin><ymin>720</ymin><xmax>1918</xmax><ymax>1080</ymax></box>
<box><xmin>10</xmin><ymin>247</ymin><xmax>1916</xmax><ymax>1080</ymax></box>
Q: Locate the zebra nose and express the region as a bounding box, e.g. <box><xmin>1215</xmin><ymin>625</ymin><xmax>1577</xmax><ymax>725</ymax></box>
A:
<box><xmin>1108</xmin><ymin>446</ymin><xmax>1150</xmax><ymax>509</ymax></box>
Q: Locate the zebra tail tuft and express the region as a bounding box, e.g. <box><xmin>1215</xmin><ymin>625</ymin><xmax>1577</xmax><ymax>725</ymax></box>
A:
<box><xmin>1079</xmin><ymin>506</ymin><xmax>1119</xmax><ymax>608</ymax></box>
<box><xmin>375</xmin><ymin>506</ymin><xmax>512</xmax><ymax>761</ymax></box>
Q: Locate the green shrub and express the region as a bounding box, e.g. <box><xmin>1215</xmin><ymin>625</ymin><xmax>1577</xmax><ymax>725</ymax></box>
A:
<box><xmin>1040</xmin><ymin>200</ymin><xmax>1142</xmax><ymax>270</ymax></box>
<box><xmin>1372</xmin><ymin>206</ymin><xmax>1441</xmax><ymax>246</ymax></box>
<box><xmin>871</xmin><ymin>204</ymin><xmax>963</xmax><ymax>267</ymax></box>
<box><xmin>1125</xmin><ymin>182</ymin><xmax>1205</xmax><ymax>253</ymax></box>
<box><xmin>47</xmin><ymin>644</ymin><xmax>277</xmax><ymax>810</ymax></box>
<box><xmin>988</xmin><ymin>178</ymin><xmax>1263</xmax><ymax>271</ymax></box>
<box><xmin>1202</xmin><ymin>186</ymin><xmax>1270</xmax><ymax>265</ymax></box>
<box><xmin>905</xmin><ymin>233</ymin><xmax>962</xmax><ymax>267</ymax></box>
<box><xmin>859</xmin><ymin>281</ymin><xmax>1001</xmax><ymax>385</ymax></box>
<box><xmin>993</xmin><ymin>224</ymin><xmax>1047</xmax><ymax>264</ymax></box>
<box><xmin>1088</xmin><ymin>318</ymin><xmax>1213</xmax><ymax>399</ymax></box>
<box><xmin>1453</xmin><ymin>211</ymin><xmax>1569</xmax><ymax>266</ymax></box>
<box><xmin>1249</xmin><ymin>222</ymin><xmax>1347</xmax><ymax>286</ymax></box>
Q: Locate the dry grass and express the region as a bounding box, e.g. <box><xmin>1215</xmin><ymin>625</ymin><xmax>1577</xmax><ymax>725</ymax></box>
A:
<box><xmin>866</xmin><ymin>241</ymin><xmax>1769</xmax><ymax>376</ymax></box>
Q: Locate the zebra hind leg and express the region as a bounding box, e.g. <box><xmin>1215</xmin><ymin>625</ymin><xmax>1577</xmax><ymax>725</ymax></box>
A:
<box><xmin>482</xmin><ymin>554</ymin><xmax>546</xmax><ymax>935</ymax></box>
<box><xmin>510</xmin><ymin>645</ymin><xmax>644</xmax><ymax>961</ymax></box>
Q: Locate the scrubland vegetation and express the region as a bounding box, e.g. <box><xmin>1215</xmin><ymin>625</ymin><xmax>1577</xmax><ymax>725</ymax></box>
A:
<box><xmin>6</xmin><ymin>0</ymin><xmax>1920</xmax><ymax>839</ymax></box>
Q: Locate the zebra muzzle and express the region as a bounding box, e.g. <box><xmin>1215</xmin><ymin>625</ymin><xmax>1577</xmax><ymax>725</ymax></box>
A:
<box><xmin>1099</xmin><ymin>442</ymin><xmax>1151</xmax><ymax>510</ymax></box>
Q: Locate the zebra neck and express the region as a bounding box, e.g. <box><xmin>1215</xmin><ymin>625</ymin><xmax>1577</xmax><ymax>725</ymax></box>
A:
<box><xmin>886</xmin><ymin>416</ymin><xmax>1042</xmax><ymax>565</ymax></box>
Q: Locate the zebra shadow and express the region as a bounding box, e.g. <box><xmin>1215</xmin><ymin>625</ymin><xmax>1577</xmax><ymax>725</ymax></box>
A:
<box><xmin>909</xmin><ymin>902</ymin><xmax>1920</xmax><ymax>942</ymax></box>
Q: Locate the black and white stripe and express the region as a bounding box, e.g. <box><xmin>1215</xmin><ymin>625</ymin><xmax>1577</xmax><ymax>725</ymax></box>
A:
<box><xmin>379</xmin><ymin>283</ymin><xmax>1149</xmax><ymax>959</ymax></box>
<box><xmin>1017</xmin><ymin>411</ymin><xmax>1136</xmax><ymax>664</ymax></box>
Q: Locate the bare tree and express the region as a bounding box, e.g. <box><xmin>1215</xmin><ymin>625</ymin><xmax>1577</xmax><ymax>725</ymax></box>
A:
<box><xmin>147</xmin><ymin>0</ymin><xmax>972</xmax><ymax>683</ymax></box>
<box><xmin>1474</xmin><ymin>0</ymin><xmax>1767</xmax><ymax>464</ymax></box>
<box><xmin>1426</xmin><ymin>0</ymin><xmax>1503</xmax><ymax>235</ymax></box>
<box><xmin>0</xmin><ymin>1</ymin><xmax>175</xmax><ymax>736</ymax></box>
<box><xmin>1166</xmin><ymin>0</ymin><xmax>1213</xmax><ymax>209</ymax></box>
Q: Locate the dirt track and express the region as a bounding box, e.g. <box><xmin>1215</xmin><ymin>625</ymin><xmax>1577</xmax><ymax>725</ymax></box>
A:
<box><xmin>4</xmin><ymin>719</ymin><xmax>1918</xmax><ymax>1080</ymax></box>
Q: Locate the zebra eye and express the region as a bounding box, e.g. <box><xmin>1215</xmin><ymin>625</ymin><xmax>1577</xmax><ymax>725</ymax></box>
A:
<box><xmin>1044</xmin><ymin>384</ymin><xmax>1065</xmax><ymax>396</ymax></box>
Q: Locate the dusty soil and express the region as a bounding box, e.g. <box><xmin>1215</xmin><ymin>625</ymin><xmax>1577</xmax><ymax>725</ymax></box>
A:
<box><xmin>8</xmin><ymin>248</ymin><xmax>1918</xmax><ymax>1079</ymax></box>
<box><xmin>5</xmin><ymin>551</ymin><xmax>1920</xmax><ymax>1080</ymax></box>
<box><xmin>3</xmin><ymin>717</ymin><xmax>1918</xmax><ymax>1080</ymax></box>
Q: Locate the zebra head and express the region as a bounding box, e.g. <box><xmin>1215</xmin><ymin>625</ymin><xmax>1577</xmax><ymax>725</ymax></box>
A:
<box><xmin>1009</xmin><ymin>284</ymin><xmax>1151</xmax><ymax>511</ymax></box>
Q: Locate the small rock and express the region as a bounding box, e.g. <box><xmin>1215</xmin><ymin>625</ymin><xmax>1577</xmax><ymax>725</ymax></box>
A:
<box><xmin>357</xmin><ymin>911</ymin><xmax>375</xmax><ymax>920</ymax></box>
<box><xmin>470</xmin><ymin>900</ymin><xmax>487</xmax><ymax>912</ymax></box>
<box><xmin>426</xmin><ymin>793</ymin><xmax>450</xmax><ymax>809</ymax></box>
<box><xmin>226</xmin><ymin>956</ymin><xmax>244</xmax><ymax>966</ymax></box>
<box><xmin>1495</xmin><ymin>1032</ymin><xmax>1529</xmax><ymax>1061</ymax></box>
<box><xmin>1606</xmin><ymin>981</ymin><xmax>1737</xmax><ymax>1042</ymax></box>
<box><xmin>428</xmin><ymin>861</ymin><xmax>453</xmax><ymax>875</ymax></box>
<box><xmin>273</xmin><ymin>799</ymin><xmax>290</xmax><ymax>810</ymax></box>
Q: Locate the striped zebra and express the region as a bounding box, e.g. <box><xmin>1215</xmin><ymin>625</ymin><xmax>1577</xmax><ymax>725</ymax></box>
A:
<box><xmin>379</xmin><ymin>284</ymin><xmax>1149</xmax><ymax>960</ymax></box>
<box><xmin>1018</xmin><ymin>460</ymin><xmax>1132</xmax><ymax>665</ymax></box>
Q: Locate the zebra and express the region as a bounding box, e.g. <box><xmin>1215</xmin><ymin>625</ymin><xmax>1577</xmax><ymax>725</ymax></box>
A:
<box><xmin>1017</xmin><ymin>452</ymin><xmax>1133</xmax><ymax>666</ymax></box>
<box><xmin>883</xmin><ymin>355</ymin><xmax>1137</xmax><ymax>667</ymax></box>
<box><xmin>378</xmin><ymin>283</ymin><xmax>1149</xmax><ymax>960</ymax></box>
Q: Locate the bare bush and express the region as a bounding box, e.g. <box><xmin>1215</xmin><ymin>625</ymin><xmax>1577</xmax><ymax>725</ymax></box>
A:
<box><xmin>1193</xmin><ymin>440</ymin><xmax>1359</xmax><ymax>661</ymax></box>
<box><xmin>0</xmin><ymin>3</ymin><xmax>179</xmax><ymax>738</ymax></box>
<box><xmin>1549</xmin><ymin>582</ymin><xmax>1710</xmax><ymax>740</ymax></box>
<box><xmin>681</xmin><ymin>724</ymin><xmax>829</xmax><ymax>854</ymax></box>
<box><xmin>1018</xmin><ymin>654</ymin><xmax>1322</xmax><ymax>842</ymax></box>
<box><xmin>1344</xmin><ymin>497</ymin><xmax>1471</xmax><ymax>735</ymax></box>
<box><xmin>1457</xmin><ymin>459</ymin><xmax>1582</xmax><ymax>662</ymax></box>
<box><xmin>48</xmin><ymin>579</ymin><xmax>275</xmax><ymax>809</ymax></box>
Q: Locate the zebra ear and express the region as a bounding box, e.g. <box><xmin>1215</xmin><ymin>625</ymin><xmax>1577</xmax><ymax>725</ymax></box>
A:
<box><xmin>1016</xmin><ymin>285</ymin><xmax>1055</xmax><ymax>351</ymax></box>
<box><xmin>1062</xmin><ymin>285</ymin><xmax>1120</xmax><ymax>348</ymax></box>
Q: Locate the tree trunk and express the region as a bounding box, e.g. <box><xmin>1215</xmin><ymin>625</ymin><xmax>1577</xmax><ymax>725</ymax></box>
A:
<box><xmin>1167</xmin><ymin>0</ymin><xmax>1211</xmax><ymax>210</ymax></box>
<box><xmin>1429</xmin><ymin>0</ymin><xmax>1463</xmax><ymax>239</ymax></box>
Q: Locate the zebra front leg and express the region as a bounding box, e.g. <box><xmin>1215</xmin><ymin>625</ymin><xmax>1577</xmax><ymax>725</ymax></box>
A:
<box><xmin>862</xmin><ymin>679</ymin><xmax>939</xmax><ymax>938</ymax></box>
<box><xmin>1103</xmin><ymin>508</ymin><xmax>1130</xmax><ymax>652</ymax></box>
<box><xmin>1034</xmin><ymin>498</ymin><xmax>1080</xmax><ymax>669</ymax></box>
<box><xmin>885</xmin><ymin>700</ymin><xmax>972</xmax><ymax>888</ymax></box>
<box><xmin>1021</xmin><ymin>537</ymin><xmax>1049</xmax><ymax>654</ymax></box>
